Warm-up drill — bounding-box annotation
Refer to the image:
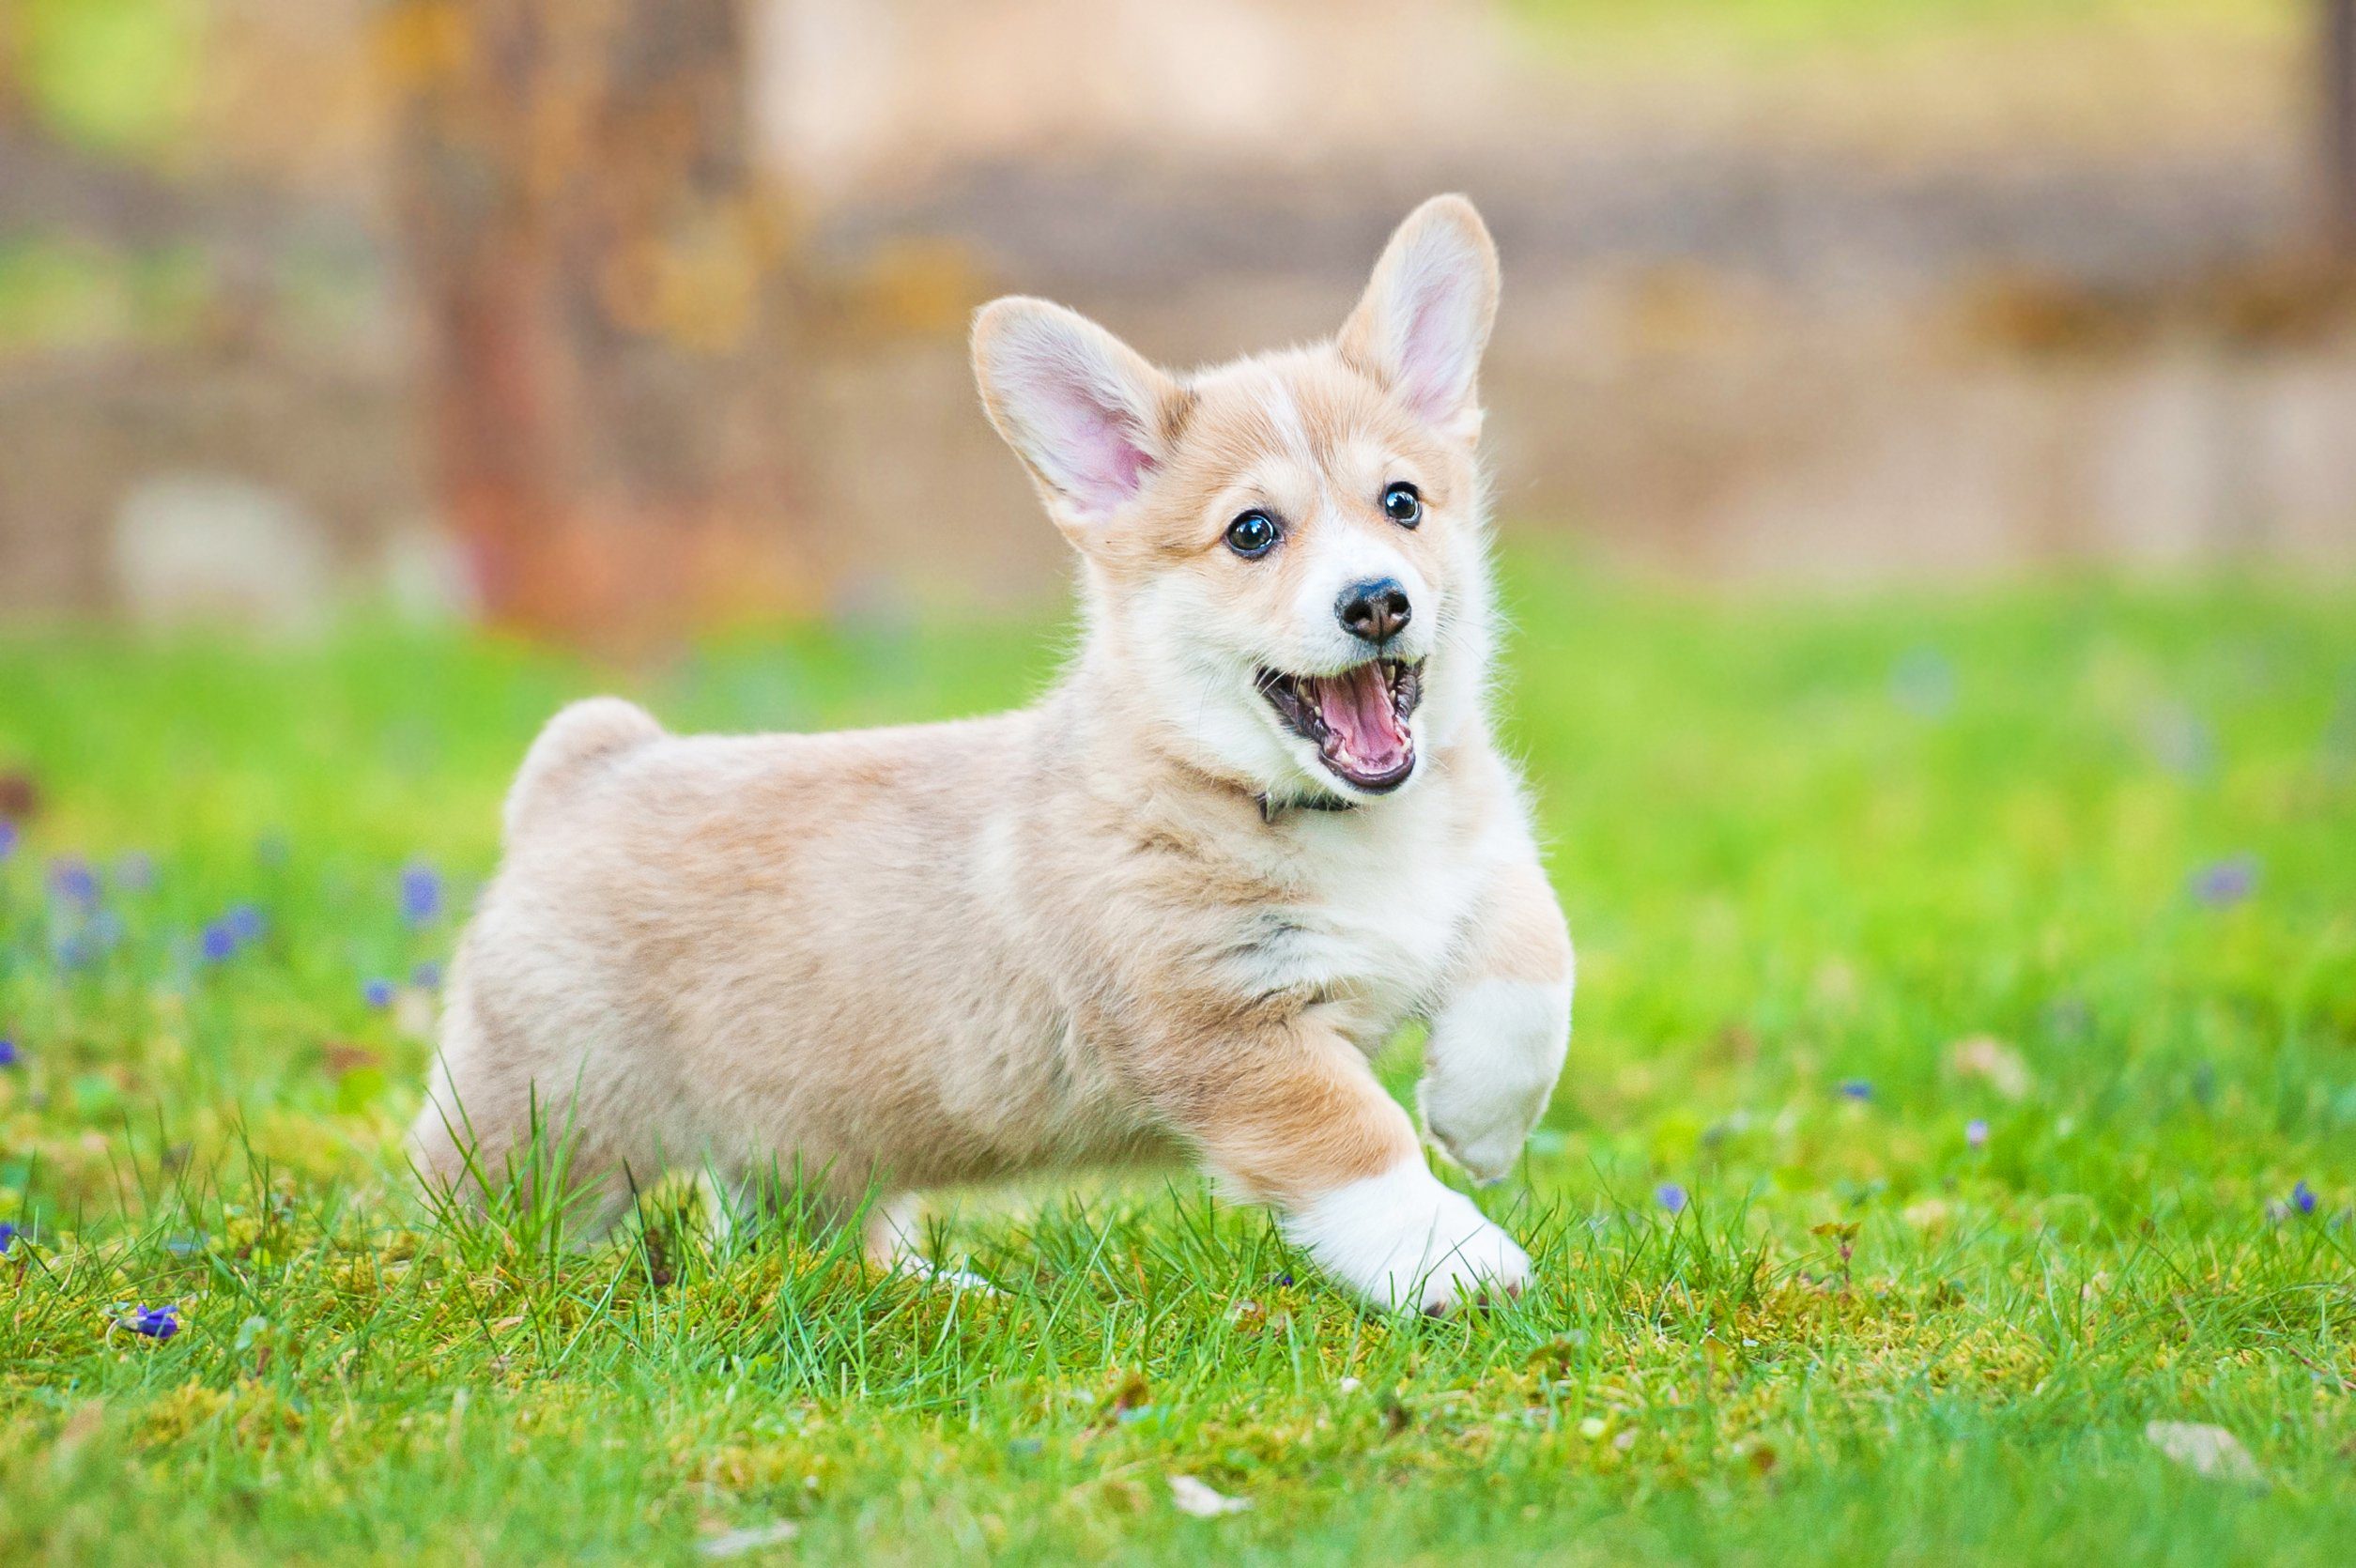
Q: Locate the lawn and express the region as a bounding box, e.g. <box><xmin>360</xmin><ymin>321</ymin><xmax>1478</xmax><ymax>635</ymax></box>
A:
<box><xmin>2</xmin><ymin>551</ymin><xmax>2352</xmax><ymax>1564</ymax></box>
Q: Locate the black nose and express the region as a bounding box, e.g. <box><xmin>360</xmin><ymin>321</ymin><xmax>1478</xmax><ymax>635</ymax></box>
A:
<box><xmin>1337</xmin><ymin>577</ymin><xmax>1411</xmax><ymax>644</ymax></box>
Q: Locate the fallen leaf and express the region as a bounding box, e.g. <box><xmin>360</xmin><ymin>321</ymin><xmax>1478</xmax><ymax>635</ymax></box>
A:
<box><xmin>1167</xmin><ymin>1474</ymin><xmax>1249</xmax><ymax>1517</ymax></box>
<box><xmin>2146</xmin><ymin>1422</ymin><xmax>2263</xmax><ymax>1484</ymax></box>
<box><xmin>321</xmin><ymin>1041</ymin><xmax>382</xmax><ymax>1077</ymax></box>
<box><xmin>698</xmin><ymin>1520</ymin><xmax>801</xmax><ymax>1559</ymax></box>
<box><xmin>0</xmin><ymin>770</ymin><xmax>40</xmax><ymax>822</ymax></box>
<box><xmin>1948</xmin><ymin>1035</ymin><xmax>2033</xmax><ymax>1100</ymax></box>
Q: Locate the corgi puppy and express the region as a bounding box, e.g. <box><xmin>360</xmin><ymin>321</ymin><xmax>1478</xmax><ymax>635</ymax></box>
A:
<box><xmin>412</xmin><ymin>195</ymin><xmax>1573</xmax><ymax>1314</ymax></box>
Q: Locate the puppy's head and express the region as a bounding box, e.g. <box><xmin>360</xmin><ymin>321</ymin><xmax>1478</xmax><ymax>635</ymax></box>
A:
<box><xmin>974</xmin><ymin>195</ymin><xmax>1500</xmax><ymax>806</ymax></box>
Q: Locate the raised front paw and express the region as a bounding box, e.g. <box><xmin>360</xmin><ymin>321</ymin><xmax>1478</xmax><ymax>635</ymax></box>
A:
<box><xmin>1421</xmin><ymin>1072</ymin><xmax>1551</xmax><ymax>1186</ymax></box>
<box><xmin>1418</xmin><ymin>977</ymin><xmax>1571</xmax><ymax>1184</ymax></box>
<box><xmin>1284</xmin><ymin>1159</ymin><xmax>1532</xmax><ymax>1315</ymax></box>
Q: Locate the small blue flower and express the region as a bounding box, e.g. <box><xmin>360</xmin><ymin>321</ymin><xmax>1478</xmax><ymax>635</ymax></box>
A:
<box><xmin>400</xmin><ymin>862</ymin><xmax>444</xmax><ymax>927</ymax></box>
<box><xmin>2189</xmin><ymin>855</ymin><xmax>2257</xmax><ymax>908</ymax></box>
<box><xmin>0</xmin><ymin>819</ymin><xmax>17</xmax><ymax>861</ymax></box>
<box><xmin>226</xmin><ymin>904</ymin><xmax>265</xmax><ymax>945</ymax></box>
<box><xmin>0</xmin><ymin>1037</ymin><xmax>18</xmax><ymax>1068</ymax></box>
<box><xmin>0</xmin><ymin>1222</ymin><xmax>17</xmax><ymax>1253</ymax></box>
<box><xmin>1966</xmin><ymin>1118</ymin><xmax>1989</xmax><ymax>1148</ymax></box>
<box><xmin>1655</xmin><ymin>1182</ymin><xmax>1688</xmax><ymax>1214</ymax></box>
<box><xmin>412</xmin><ymin>961</ymin><xmax>443</xmax><ymax>991</ymax></box>
<box><xmin>2291</xmin><ymin>1180</ymin><xmax>2318</xmax><ymax>1217</ymax></box>
<box><xmin>200</xmin><ymin>920</ymin><xmax>239</xmax><ymax>963</ymax></box>
<box><xmin>1839</xmin><ymin>1080</ymin><xmax>1873</xmax><ymax>1101</ymax></box>
<box><xmin>48</xmin><ymin>856</ymin><xmax>100</xmax><ymax>905</ymax></box>
<box><xmin>362</xmin><ymin>978</ymin><xmax>395</xmax><ymax>1010</ymax></box>
<box><xmin>125</xmin><ymin>1304</ymin><xmax>178</xmax><ymax>1340</ymax></box>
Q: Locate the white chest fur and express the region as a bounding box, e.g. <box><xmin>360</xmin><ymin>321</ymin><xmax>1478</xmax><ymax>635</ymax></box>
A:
<box><xmin>1224</xmin><ymin>780</ymin><xmax>1509</xmax><ymax>1049</ymax></box>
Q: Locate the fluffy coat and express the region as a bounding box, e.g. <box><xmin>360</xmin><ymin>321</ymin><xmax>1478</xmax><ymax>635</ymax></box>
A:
<box><xmin>413</xmin><ymin>195</ymin><xmax>1574</xmax><ymax>1313</ymax></box>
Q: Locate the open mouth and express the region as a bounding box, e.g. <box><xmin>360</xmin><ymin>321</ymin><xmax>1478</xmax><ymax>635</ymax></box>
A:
<box><xmin>1254</xmin><ymin>658</ymin><xmax>1425</xmax><ymax>792</ymax></box>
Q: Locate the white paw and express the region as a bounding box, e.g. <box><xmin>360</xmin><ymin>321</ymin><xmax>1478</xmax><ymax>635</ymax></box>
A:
<box><xmin>865</xmin><ymin>1195</ymin><xmax>1000</xmax><ymax>1295</ymax></box>
<box><xmin>1419</xmin><ymin>979</ymin><xmax>1571</xmax><ymax>1184</ymax></box>
<box><xmin>1422</xmin><ymin>1084</ymin><xmax>1548</xmax><ymax>1186</ymax></box>
<box><xmin>1283</xmin><ymin>1158</ymin><xmax>1532</xmax><ymax>1314</ymax></box>
<box><xmin>897</xmin><ymin>1258</ymin><xmax>1001</xmax><ymax>1297</ymax></box>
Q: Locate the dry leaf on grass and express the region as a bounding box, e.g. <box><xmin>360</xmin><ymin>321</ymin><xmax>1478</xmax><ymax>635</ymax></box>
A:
<box><xmin>2146</xmin><ymin>1422</ymin><xmax>2263</xmax><ymax>1484</ymax></box>
<box><xmin>698</xmin><ymin>1520</ymin><xmax>801</xmax><ymax>1559</ymax></box>
<box><xmin>1948</xmin><ymin>1035</ymin><xmax>2033</xmax><ymax>1100</ymax></box>
<box><xmin>1168</xmin><ymin>1474</ymin><xmax>1250</xmax><ymax>1516</ymax></box>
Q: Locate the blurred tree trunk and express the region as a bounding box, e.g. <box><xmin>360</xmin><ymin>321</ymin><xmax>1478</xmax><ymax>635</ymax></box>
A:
<box><xmin>0</xmin><ymin>0</ymin><xmax>23</xmax><ymax>132</ymax></box>
<box><xmin>387</xmin><ymin>0</ymin><xmax>806</xmax><ymax>643</ymax></box>
<box><xmin>2331</xmin><ymin>0</ymin><xmax>2356</xmax><ymax>246</ymax></box>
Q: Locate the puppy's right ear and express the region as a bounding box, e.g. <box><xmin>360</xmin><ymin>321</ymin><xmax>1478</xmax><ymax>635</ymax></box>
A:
<box><xmin>972</xmin><ymin>298</ymin><xmax>1184</xmax><ymax>533</ymax></box>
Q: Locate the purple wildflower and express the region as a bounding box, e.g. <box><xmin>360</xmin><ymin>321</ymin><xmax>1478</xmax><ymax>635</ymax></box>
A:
<box><xmin>400</xmin><ymin>862</ymin><xmax>444</xmax><ymax>926</ymax></box>
<box><xmin>0</xmin><ymin>1036</ymin><xmax>17</xmax><ymax>1068</ymax></box>
<box><xmin>200</xmin><ymin>920</ymin><xmax>239</xmax><ymax>963</ymax></box>
<box><xmin>225</xmin><ymin>904</ymin><xmax>265</xmax><ymax>945</ymax></box>
<box><xmin>124</xmin><ymin>1304</ymin><xmax>178</xmax><ymax>1340</ymax></box>
<box><xmin>1839</xmin><ymin>1079</ymin><xmax>1873</xmax><ymax>1101</ymax></box>
<box><xmin>412</xmin><ymin>961</ymin><xmax>443</xmax><ymax>991</ymax></box>
<box><xmin>1655</xmin><ymin>1182</ymin><xmax>1689</xmax><ymax>1214</ymax></box>
<box><xmin>2291</xmin><ymin>1180</ymin><xmax>2317</xmax><ymax>1217</ymax></box>
<box><xmin>0</xmin><ymin>819</ymin><xmax>17</xmax><ymax>860</ymax></box>
<box><xmin>362</xmin><ymin>978</ymin><xmax>395</xmax><ymax>1009</ymax></box>
<box><xmin>48</xmin><ymin>856</ymin><xmax>100</xmax><ymax>904</ymax></box>
<box><xmin>1966</xmin><ymin>1118</ymin><xmax>1989</xmax><ymax>1148</ymax></box>
<box><xmin>0</xmin><ymin>1222</ymin><xmax>16</xmax><ymax>1253</ymax></box>
<box><xmin>2189</xmin><ymin>855</ymin><xmax>2257</xmax><ymax>908</ymax></box>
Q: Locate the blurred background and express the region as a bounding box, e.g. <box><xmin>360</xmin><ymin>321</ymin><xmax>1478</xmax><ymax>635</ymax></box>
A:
<box><xmin>3</xmin><ymin>0</ymin><xmax>2353</xmax><ymax>643</ymax></box>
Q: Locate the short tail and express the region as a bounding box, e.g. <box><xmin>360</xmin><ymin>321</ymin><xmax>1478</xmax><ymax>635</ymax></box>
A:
<box><xmin>504</xmin><ymin>697</ymin><xmax>664</xmax><ymax>838</ymax></box>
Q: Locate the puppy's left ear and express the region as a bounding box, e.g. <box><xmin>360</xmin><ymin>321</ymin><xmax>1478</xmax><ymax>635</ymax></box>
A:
<box><xmin>1338</xmin><ymin>194</ymin><xmax>1500</xmax><ymax>445</ymax></box>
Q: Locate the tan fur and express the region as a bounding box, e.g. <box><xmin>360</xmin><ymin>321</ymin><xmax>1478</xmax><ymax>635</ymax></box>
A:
<box><xmin>413</xmin><ymin>196</ymin><xmax>1575</xmax><ymax>1312</ymax></box>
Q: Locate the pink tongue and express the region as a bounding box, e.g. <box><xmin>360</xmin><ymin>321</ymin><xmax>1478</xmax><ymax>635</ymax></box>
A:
<box><xmin>1315</xmin><ymin>665</ymin><xmax>1409</xmax><ymax>769</ymax></box>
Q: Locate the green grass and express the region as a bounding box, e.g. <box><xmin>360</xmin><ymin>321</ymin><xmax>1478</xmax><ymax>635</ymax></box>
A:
<box><xmin>2</xmin><ymin>551</ymin><xmax>2353</xmax><ymax>1563</ymax></box>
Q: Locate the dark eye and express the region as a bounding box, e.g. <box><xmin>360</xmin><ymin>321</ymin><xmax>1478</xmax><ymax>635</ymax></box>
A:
<box><xmin>1224</xmin><ymin>510</ymin><xmax>1279</xmax><ymax>559</ymax></box>
<box><xmin>1381</xmin><ymin>482</ymin><xmax>1423</xmax><ymax>527</ymax></box>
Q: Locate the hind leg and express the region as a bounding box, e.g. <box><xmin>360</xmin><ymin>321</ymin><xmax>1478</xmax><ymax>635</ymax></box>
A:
<box><xmin>408</xmin><ymin>989</ymin><xmax>644</xmax><ymax>1243</ymax></box>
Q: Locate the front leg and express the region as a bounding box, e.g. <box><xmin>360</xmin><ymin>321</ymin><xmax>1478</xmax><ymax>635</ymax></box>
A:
<box><xmin>1140</xmin><ymin>1017</ymin><xmax>1528</xmax><ymax>1314</ymax></box>
<box><xmin>1419</xmin><ymin>855</ymin><xmax>1574</xmax><ymax>1184</ymax></box>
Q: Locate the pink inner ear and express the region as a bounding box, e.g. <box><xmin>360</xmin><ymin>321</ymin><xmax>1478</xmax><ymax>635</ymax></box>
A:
<box><xmin>1073</xmin><ymin>405</ymin><xmax>1155</xmax><ymax>500</ymax></box>
<box><xmin>1397</xmin><ymin>279</ymin><xmax>1476</xmax><ymax>424</ymax></box>
<box><xmin>1004</xmin><ymin>346</ymin><xmax>1159</xmax><ymax>515</ymax></box>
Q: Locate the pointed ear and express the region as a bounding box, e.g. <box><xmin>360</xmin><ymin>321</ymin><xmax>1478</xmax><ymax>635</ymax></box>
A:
<box><xmin>1338</xmin><ymin>194</ymin><xmax>1500</xmax><ymax>443</ymax></box>
<box><xmin>972</xmin><ymin>297</ymin><xmax>1185</xmax><ymax>530</ymax></box>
